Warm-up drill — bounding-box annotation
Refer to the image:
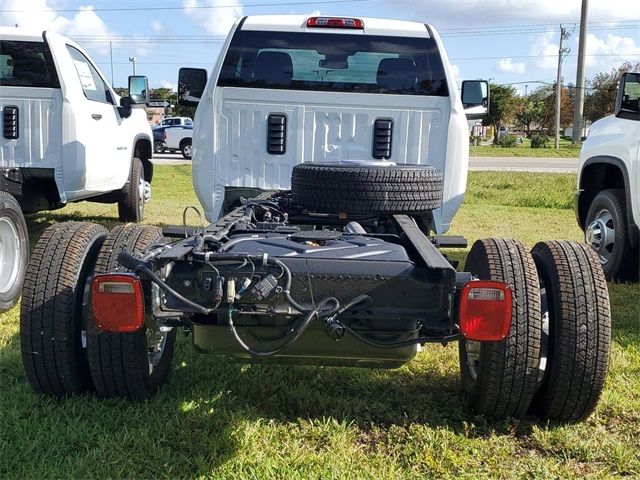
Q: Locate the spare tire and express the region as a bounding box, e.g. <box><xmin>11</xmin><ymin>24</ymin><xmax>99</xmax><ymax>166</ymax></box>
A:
<box><xmin>291</xmin><ymin>163</ymin><xmax>443</xmax><ymax>214</ymax></box>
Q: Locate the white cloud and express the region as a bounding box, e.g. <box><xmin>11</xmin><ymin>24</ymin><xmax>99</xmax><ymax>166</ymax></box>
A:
<box><xmin>182</xmin><ymin>0</ymin><xmax>243</xmax><ymax>36</ymax></box>
<box><xmin>156</xmin><ymin>79</ymin><xmax>177</xmax><ymax>90</ymax></box>
<box><xmin>497</xmin><ymin>57</ymin><xmax>526</xmax><ymax>74</ymax></box>
<box><xmin>151</xmin><ymin>20</ymin><xmax>163</xmax><ymax>33</ymax></box>
<box><xmin>529</xmin><ymin>31</ymin><xmax>559</xmax><ymax>70</ymax></box>
<box><xmin>0</xmin><ymin>1</ymin><xmax>114</xmax><ymax>54</ymax></box>
<box><xmin>584</xmin><ymin>33</ymin><xmax>640</xmax><ymax>69</ymax></box>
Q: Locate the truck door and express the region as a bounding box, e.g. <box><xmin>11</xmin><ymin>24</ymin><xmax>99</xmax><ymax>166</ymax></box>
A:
<box><xmin>44</xmin><ymin>32</ymin><xmax>130</xmax><ymax>197</ymax></box>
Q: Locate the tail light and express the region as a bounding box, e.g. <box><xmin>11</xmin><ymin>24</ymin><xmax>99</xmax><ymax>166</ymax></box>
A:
<box><xmin>459</xmin><ymin>280</ymin><xmax>512</xmax><ymax>341</ymax></box>
<box><xmin>91</xmin><ymin>273</ymin><xmax>145</xmax><ymax>332</ymax></box>
<box><xmin>306</xmin><ymin>17</ymin><xmax>364</xmax><ymax>29</ymax></box>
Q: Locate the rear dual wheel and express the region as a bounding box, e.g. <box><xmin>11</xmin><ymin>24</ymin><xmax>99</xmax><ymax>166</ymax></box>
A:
<box><xmin>459</xmin><ymin>238</ymin><xmax>611</xmax><ymax>422</ymax></box>
<box><xmin>87</xmin><ymin>224</ymin><xmax>176</xmax><ymax>399</ymax></box>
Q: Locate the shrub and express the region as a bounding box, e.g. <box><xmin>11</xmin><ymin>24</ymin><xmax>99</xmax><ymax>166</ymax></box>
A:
<box><xmin>498</xmin><ymin>134</ymin><xmax>517</xmax><ymax>148</ymax></box>
<box><xmin>530</xmin><ymin>134</ymin><xmax>549</xmax><ymax>148</ymax></box>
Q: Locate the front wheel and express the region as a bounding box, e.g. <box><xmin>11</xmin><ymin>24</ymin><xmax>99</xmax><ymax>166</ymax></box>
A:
<box><xmin>585</xmin><ymin>189</ymin><xmax>639</xmax><ymax>281</ymax></box>
<box><xmin>153</xmin><ymin>140</ymin><xmax>165</xmax><ymax>154</ymax></box>
<box><xmin>118</xmin><ymin>158</ymin><xmax>145</xmax><ymax>222</ymax></box>
<box><xmin>0</xmin><ymin>191</ymin><xmax>28</xmax><ymax>312</ymax></box>
<box><xmin>459</xmin><ymin>238</ymin><xmax>541</xmax><ymax>418</ymax></box>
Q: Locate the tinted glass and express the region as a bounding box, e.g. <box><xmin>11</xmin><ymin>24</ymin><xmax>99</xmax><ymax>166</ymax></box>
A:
<box><xmin>0</xmin><ymin>40</ymin><xmax>60</xmax><ymax>87</ymax></box>
<box><xmin>66</xmin><ymin>45</ymin><xmax>111</xmax><ymax>104</ymax></box>
<box><xmin>218</xmin><ymin>31</ymin><xmax>448</xmax><ymax>96</ymax></box>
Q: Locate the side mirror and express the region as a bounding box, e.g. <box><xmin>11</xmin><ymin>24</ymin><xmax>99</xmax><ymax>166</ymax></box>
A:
<box><xmin>461</xmin><ymin>80</ymin><xmax>490</xmax><ymax>120</ymax></box>
<box><xmin>615</xmin><ymin>72</ymin><xmax>640</xmax><ymax>120</ymax></box>
<box><xmin>178</xmin><ymin>67</ymin><xmax>208</xmax><ymax>107</ymax></box>
<box><xmin>128</xmin><ymin>75</ymin><xmax>149</xmax><ymax>106</ymax></box>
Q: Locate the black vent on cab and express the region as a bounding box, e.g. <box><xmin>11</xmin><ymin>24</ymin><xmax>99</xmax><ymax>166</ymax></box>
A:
<box><xmin>267</xmin><ymin>114</ymin><xmax>286</xmax><ymax>155</ymax></box>
<box><xmin>3</xmin><ymin>106</ymin><xmax>19</xmax><ymax>139</ymax></box>
<box><xmin>373</xmin><ymin>118</ymin><xmax>392</xmax><ymax>159</ymax></box>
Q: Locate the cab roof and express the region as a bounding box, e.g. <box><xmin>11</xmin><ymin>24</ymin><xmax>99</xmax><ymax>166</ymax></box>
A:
<box><xmin>240</xmin><ymin>15</ymin><xmax>433</xmax><ymax>38</ymax></box>
<box><xmin>0</xmin><ymin>27</ymin><xmax>46</xmax><ymax>42</ymax></box>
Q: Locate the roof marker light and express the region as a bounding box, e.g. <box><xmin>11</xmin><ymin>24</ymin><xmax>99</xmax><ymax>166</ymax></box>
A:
<box><xmin>306</xmin><ymin>17</ymin><xmax>364</xmax><ymax>29</ymax></box>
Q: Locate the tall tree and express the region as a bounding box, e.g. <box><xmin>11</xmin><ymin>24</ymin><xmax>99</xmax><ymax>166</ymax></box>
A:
<box><xmin>485</xmin><ymin>84</ymin><xmax>520</xmax><ymax>142</ymax></box>
<box><xmin>585</xmin><ymin>61</ymin><xmax>640</xmax><ymax>122</ymax></box>
<box><xmin>515</xmin><ymin>87</ymin><xmax>548</xmax><ymax>137</ymax></box>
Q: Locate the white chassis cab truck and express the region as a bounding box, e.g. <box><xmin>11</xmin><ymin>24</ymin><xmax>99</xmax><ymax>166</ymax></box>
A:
<box><xmin>22</xmin><ymin>16</ymin><xmax>612</xmax><ymax>423</ymax></box>
<box><xmin>0</xmin><ymin>28</ymin><xmax>153</xmax><ymax>311</ymax></box>
<box><xmin>576</xmin><ymin>72</ymin><xmax>640</xmax><ymax>281</ymax></box>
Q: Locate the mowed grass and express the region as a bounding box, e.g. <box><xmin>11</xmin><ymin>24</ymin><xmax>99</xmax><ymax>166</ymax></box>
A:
<box><xmin>470</xmin><ymin>138</ymin><xmax>581</xmax><ymax>158</ymax></box>
<box><xmin>0</xmin><ymin>167</ymin><xmax>638</xmax><ymax>479</ymax></box>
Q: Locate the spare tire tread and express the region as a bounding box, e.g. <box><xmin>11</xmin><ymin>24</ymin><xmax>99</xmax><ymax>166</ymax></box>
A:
<box><xmin>20</xmin><ymin>221</ymin><xmax>107</xmax><ymax>396</ymax></box>
<box><xmin>530</xmin><ymin>240</ymin><xmax>611</xmax><ymax>422</ymax></box>
<box><xmin>291</xmin><ymin>163</ymin><xmax>443</xmax><ymax>214</ymax></box>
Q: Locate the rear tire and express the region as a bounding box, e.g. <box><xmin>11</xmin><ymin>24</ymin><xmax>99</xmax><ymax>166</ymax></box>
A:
<box><xmin>118</xmin><ymin>158</ymin><xmax>145</xmax><ymax>223</ymax></box>
<box><xmin>291</xmin><ymin>163</ymin><xmax>443</xmax><ymax>214</ymax></box>
<box><xmin>180</xmin><ymin>139</ymin><xmax>192</xmax><ymax>159</ymax></box>
<box><xmin>530</xmin><ymin>240</ymin><xmax>611</xmax><ymax>422</ymax></box>
<box><xmin>0</xmin><ymin>191</ymin><xmax>28</xmax><ymax>312</ymax></box>
<box><xmin>459</xmin><ymin>238</ymin><xmax>541</xmax><ymax>418</ymax></box>
<box><xmin>87</xmin><ymin>224</ymin><xmax>176</xmax><ymax>399</ymax></box>
<box><xmin>20</xmin><ymin>222</ymin><xmax>107</xmax><ymax>396</ymax></box>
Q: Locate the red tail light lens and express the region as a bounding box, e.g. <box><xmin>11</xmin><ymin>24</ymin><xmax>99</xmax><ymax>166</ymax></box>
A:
<box><xmin>307</xmin><ymin>17</ymin><xmax>364</xmax><ymax>29</ymax></box>
<box><xmin>91</xmin><ymin>273</ymin><xmax>145</xmax><ymax>332</ymax></box>
<box><xmin>459</xmin><ymin>280</ymin><xmax>512</xmax><ymax>341</ymax></box>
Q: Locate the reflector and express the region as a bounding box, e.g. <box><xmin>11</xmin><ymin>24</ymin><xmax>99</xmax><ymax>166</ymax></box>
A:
<box><xmin>459</xmin><ymin>280</ymin><xmax>512</xmax><ymax>341</ymax></box>
<box><xmin>91</xmin><ymin>273</ymin><xmax>145</xmax><ymax>333</ymax></box>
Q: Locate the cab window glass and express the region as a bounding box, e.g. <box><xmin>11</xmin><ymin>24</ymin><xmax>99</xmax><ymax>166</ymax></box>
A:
<box><xmin>66</xmin><ymin>45</ymin><xmax>111</xmax><ymax>104</ymax></box>
<box><xmin>0</xmin><ymin>40</ymin><xmax>59</xmax><ymax>87</ymax></box>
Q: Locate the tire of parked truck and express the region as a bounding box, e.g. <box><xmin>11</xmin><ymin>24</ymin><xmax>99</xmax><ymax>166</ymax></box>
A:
<box><xmin>459</xmin><ymin>238</ymin><xmax>541</xmax><ymax>418</ymax></box>
<box><xmin>180</xmin><ymin>139</ymin><xmax>192</xmax><ymax>160</ymax></box>
<box><xmin>0</xmin><ymin>191</ymin><xmax>29</xmax><ymax>312</ymax></box>
<box><xmin>20</xmin><ymin>222</ymin><xmax>107</xmax><ymax>396</ymax></box>
<box><xmin>118</xmin><ymin>157</ymin><xmax>145</xmax><ymax>223</ymax></box>
<box><xmin>529</xmin><ymin>240</ymin><xmax>611</xmax><ymax>422</ymax></box>
<box><xmin>291</xmin><ymin>163</ymin><xmax>443</xmax><ymax>214</ymax></box>
<box><xmin>87</xmin><ymin>224</ymin><xmax>176</xmax><ymax>399</ymax></box>
<box><xmin>585</xmin><ymin>189</ymin><xmax>639</xmax><ymax>281</ymax></box>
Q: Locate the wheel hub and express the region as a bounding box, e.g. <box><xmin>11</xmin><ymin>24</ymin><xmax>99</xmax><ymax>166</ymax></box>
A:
<box><xmin>585</xmin><ymin>209</ymin><xmax>615</xmax><ymax>264</ymax></box>
<box><xmin>0</xmin><ymin>217</ymin><xmax>21</xmax><ymax>294</ymax></box>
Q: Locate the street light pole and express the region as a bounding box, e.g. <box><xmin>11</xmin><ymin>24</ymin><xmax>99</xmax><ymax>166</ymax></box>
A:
<box><xmin>555</xmin><ymin>25</ymin><xmax>571</xmax><ymax>149</ymax></box>
<box><xmin>128</xmin><ymin>56</ymin><xmax>137</xmax><ymax>76</ymax></box>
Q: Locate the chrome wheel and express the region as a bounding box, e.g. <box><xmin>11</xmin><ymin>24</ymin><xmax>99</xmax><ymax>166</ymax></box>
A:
<box><xmin>585</xmin><ymin>209</ymin><xmax>615</xmax><ymax>264</ymax></box>
<box><xmin>143</xmin><ymin>181</ymin><xmax>151</xmax><ymax>203</ymax></box>
<box><xmin>465</xmin><ymin>340</ymin><xmax>481</xmax><ymax>380</ymax></box>
<box><xmin>182</xmin><ymin>143</ymin><xmax>192</xmax><ymax>158</ymax></box>
<box><xmin>537</xmin><ymin>284</ymin><xmax>550</xmax><ymax>385</ymax></box>
<box><xmin>0</xmin><ymin>217</ymin><xmax>21</xmax><ymax>294</ymax></box>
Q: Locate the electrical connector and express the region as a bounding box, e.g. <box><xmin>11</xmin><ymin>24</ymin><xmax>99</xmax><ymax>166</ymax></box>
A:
<box><xmin>235</xmin><ymin>277</ymin><xmax>252</xmax><ymax>300</ymax></box>
<box><xmin>251</xmin><ymin>274</ymin><xmax>278</xmax><ymax>301</ymax></box>
<box><xmin>213</xmin><ymin>277</ymin><xmax>224</xmax><ymax>303</ymax></box>
<box><xmin>226</xmin><ymin>278</ymin><xmax>236</xmax><ymax>304</ymax></box>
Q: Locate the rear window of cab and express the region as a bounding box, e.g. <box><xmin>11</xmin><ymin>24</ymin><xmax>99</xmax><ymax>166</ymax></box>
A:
<box><xmin>0</xmin><ymin>40</ymin><xmax>60</xmax><ymax>88</ymax></box>
<box><xmin>218</xmin><ymin>30</ymin><xmax>449</xmax><ymax>96</ymax></box>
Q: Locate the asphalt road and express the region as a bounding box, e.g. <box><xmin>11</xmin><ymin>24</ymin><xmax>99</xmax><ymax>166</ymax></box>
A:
<box><xmin>152</xmin><ymin>153</ymin><xmax>579</xmax><ymax>173</ymax></box>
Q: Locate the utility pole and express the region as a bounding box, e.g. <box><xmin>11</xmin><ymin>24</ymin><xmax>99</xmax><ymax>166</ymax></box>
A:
<box><xmin>555</xmin><ymin>25</ymin><xmax>571</xmax><ymax>149</ymax></box>
<box><xmin>109</xmin><ymin>42</ymin><xmax>114</xmax><ymax>85</ymax></box>
<box><xmin>572</xmin><ymin>0</ymin><xmax>589</xmax><ymax>143</ymax></box>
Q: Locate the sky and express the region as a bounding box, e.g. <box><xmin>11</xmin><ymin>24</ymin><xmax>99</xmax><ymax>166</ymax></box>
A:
<box><xmin>1</xmin><ymin>0</ymin><xmax>639</xmax><ymax>94</ymax></box>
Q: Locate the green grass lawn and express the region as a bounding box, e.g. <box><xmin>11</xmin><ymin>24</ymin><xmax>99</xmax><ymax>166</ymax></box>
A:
<box><xmin>470</xmin><ymin>137</ymin><xmax>581</xmax><ymax>158</ymax></box>
<box><xmin>0</xmin><ymin>167</ymin><xmax>638</xmax><ymax>478</ymax></box>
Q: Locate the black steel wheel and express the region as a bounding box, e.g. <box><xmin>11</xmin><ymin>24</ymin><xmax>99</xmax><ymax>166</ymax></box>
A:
<box><xmin>0</xmin><ymin>191</ymin><xmax>28</xmax><ymax>312</ymax></box>
<box><xmin>529</xmin><ymin>240</ymin><xmax>611</xmax><ymax>422</ymax></box>
<box><xmin>20</xmin><ymin>221</ymin><xmax>107</xmax><ymax>396</ymax></box>
<box><xmin>291</xmin><ymin>163</ymin><xmax>443</xmax><ymax>214</ymax></box>
<box><xmin>459</xmin><ymin>238</ymin><xmax>541</xmax><ymax>418</ymax></box>
<box><xmin>87</xmin><ymin>224</ymin><xmax>176</xmax><ymax>399</ymax></box>
<box><xmin>585</xmin><ymin>189</ymin><xmax>639</xmax><ymax>281</ymax></box>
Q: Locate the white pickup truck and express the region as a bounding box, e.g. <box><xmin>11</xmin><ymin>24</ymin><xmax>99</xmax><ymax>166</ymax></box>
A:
<box><xmin>21</xmin><ymin>16</ymin><xmax>610</xmax><ymax>426</ymax></box>
<box><xmin>577</xmin><ymin>72</ymin><xmax>640</xmax><ymax>281</ymax></box>
<box><xmin>0</xmin><ymin>28</ymin><xmax>153</xmax><ymax>310</ymax></box>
